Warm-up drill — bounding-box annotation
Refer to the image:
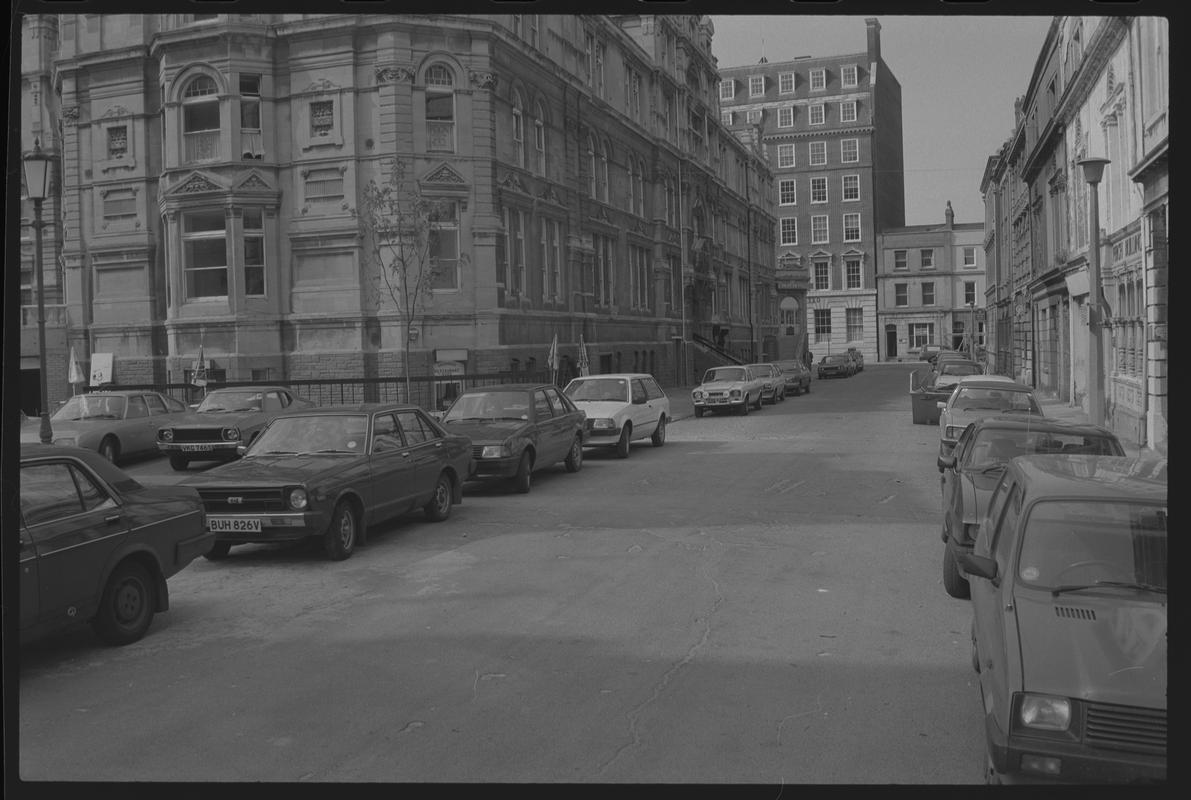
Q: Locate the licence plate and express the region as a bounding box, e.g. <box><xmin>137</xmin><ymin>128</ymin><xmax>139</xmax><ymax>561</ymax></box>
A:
<box><xmin>208</xmin><ymin>517</ymin><xmax>262</xmax><ymax>533</ymax></box>
<box><xmin>181</xmin><ymin>444</ymin><xmax>213</xmax><ymax>452</ymax></box>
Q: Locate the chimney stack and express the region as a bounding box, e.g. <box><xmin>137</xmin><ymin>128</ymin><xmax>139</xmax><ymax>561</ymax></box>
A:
<box><xmin>866</xmin><ymin>18</ymin><xmax>881</xmax><ymax>62</ymax></box>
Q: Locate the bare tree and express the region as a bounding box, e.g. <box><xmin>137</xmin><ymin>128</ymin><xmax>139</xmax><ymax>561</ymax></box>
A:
<box><xmin>358</xmin><ymin>158</ymin><xmax>450</xmax><ymax>402</ymax></box>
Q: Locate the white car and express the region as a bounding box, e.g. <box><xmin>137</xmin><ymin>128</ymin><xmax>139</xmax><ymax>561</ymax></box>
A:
<box><xmin>563</xmin><ymin>373</ymin><xmax>670</xmax><ymax>458</ymax></box>
<box><xmin>691</xmin><ymin>365</ymin><xmax>765</xmax><ymax>417</ymax></box>
<box><xmin>936</xmin><ymin>378</ymin><xmax>1042</xmax><ymax>471</ymax></box>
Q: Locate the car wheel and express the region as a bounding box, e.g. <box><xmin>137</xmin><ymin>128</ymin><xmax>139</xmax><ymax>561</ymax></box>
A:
<box><xmin>424</xmin><ymin>472</ymin><xmax>453</xmax><ymax>521</ymax></box>
<box><xmin>168</xmin><ymin>454</ymin><xmax>190</xmax><ymax>471</ymax></box>
<box><xmin>651</xmin><ymin>415</ymin><xmax>666</xmax><ymax>447</ymax></box>
<box><xmin>739</xmin><ymin>398</ymin><xmax>749</xmax><ymax>415</ymax></box>
<box><xmin>513</xmin><ymin>451</ymin><xmax>533</xmax><ymax>494</ymax></box>
<box><xmin>615</xmin><ymin>424</ymin><xmax>632</xmax><ymax>458</ymax></box>
<box><xmin>765</xmin><ymin>389</ymin><xmax>776</xmax><ymax>405</ymax></box>
<box><xmin>98</xmin><ymin>436</ymin><xmax>121</xmax><ymax>465</ymax></box>
<box><xmin>204</xmin><ymin>542</ymin><xmax>232</xmax><ymax>561</ymax></box>
<box><xmin>694</xmin><ymin>407</ymin><xmax>705</xmax><ymax>418</ymax></box>
<box><xmin>804</xmin><ymin>382</ymin><xmax>810</xmax><ymax>394</ymax></box>
<box><xmin>753</xmin><ymin>392</ymin><xmax>763</xmax><ymax>410</ymax></box>
<box><xmin>564</xmin><ymin>436</ymin><xmax>583</xmax><ymax>472</ymax></box>
<box><xmin>323</xmin><ymin>500</ymin><xmax>358</xmax><ymax>560</ymax></box>
<box><xmin>92</xmin><ymin>560</ymin><xmax>155</xmax><ymax>646</ymax></box>
<box><xmin>970</xmin><ymin>621</ymin><xmax>981</xmax><ymax>674</ymax></box>
<box><xmin>943</xmin><ymin>546</ymin><xmax>971</xmax><ymax>599</ymax></box>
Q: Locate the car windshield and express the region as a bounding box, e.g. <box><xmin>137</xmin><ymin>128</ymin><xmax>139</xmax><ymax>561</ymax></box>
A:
<box><xmin>824</xmin><ymin>355</ymin><xmax>848</xmax><ymax>364</ymax></box>
<box><xmin>705</xmin><ymin>368</ymin><xmax>745</xmax><ymax>383</ymax></box>
<box><xmin>248</xmin><ymin>414</ymin><xmax>368</xmax><ymax>456</ymax></box>
<box><xmin>964</xmin><ymin>429</ymin><xmax>1122</xmax><ymax>469</ymax></box>
<box><xmin>196</xmin><ymin>390</ymin><xmax>263</xmax><ymax>413</ymax></box>
<box><xmin>565</xmin><ymin>379</ymin><xmax>629</xmax><ymax>403</ymax></box>
<box><xmin>52</xmin><ymin>394</ymin><xmax>126</xmax><ymax>420</ymax></box>
<box><xmin>940</xmin><ymin>363</ymin><xmax>981</xmax><ymax>376</ymax></box>
<box><xmin>441</xmin><ymin>391</ymin><xmax>531</xmax><ymax>422</ymax></box>
<box><xmin>1015</xmin><ymin>500</ymin><xmax>1166</xmax><ymax>592</ymax></box>
<box><xmin>952</xmin><ymin>387</ymin><xmax>1040</xmax><ymax>413</ymax></box>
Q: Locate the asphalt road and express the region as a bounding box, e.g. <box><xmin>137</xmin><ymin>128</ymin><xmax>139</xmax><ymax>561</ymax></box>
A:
<box><xmin>18</xmin><ymin>363</ymin><xmax>988</xmax><ymax>784</ymax></box>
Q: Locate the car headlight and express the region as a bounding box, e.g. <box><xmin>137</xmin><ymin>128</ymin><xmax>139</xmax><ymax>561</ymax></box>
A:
<box><xmin>692</xmin><ymin>391</ymin><xmax>704</xmax><ymax>400</ymax></box>
<box><xmin>591</xmin><ymin>418</ymin><xmax>616</xmax><ymax>430</ymax></box>
<box><xmin>729</xmin><ymin>389</ymin><xmax>742</xmax><ymax>397</ymax></box>
<box><xmin>222</xmin><ymin>427</ymin><xmax>240</xmax><ymax>441</ymax></box>
<box><xmin>160</xmin><ymin>429</ymin><xmax>174</xmax><ymax>442</ymax></box>
<box><xmin>1019</xmin><ymin>694</ymin><xmax>1071</xmax><ymax>731</ymax></box>
<box><xmin>480</xmin><ymin>445</ymin><xmax>510</xmax><ymax>459</ymax></box>
<box><xmin>288</xmin><ymin>488</ymin><xmax>308</xmax><ymax>510</ymax></box>
<box><xmin>945</xmin><ymin>425</ymin><xmax>964</xmax><ymax>440</ymax></box>
<box><xmin>53</xmin><ymin>437</ymin><xmax>77</xmax><ymax>447</ymax></box>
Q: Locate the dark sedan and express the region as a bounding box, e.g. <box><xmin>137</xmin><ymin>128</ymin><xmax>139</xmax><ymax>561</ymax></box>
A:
<box><xmin>817</xmin><ymin>354</ymin><xmax>853</xmax><ymax>378</ymax></box>
<box><xmin>19</xmin><ymin>444</ymin><xmax>213</xmax><ymax>645</ymax></box>
<box><xmin>157</xmin><ymin>385</ymin><xmax>314</xmax><ymax>471</ymax></box>
<box><xmin>937</xmin><ymin>416</ymin><xmax>1124</xmax><ymax>599</ymax></box>
<box><xmin>961</xmin><ymin>455</ymin><xmax>1166</xmax><ymax>784</ymax></box>
<box><xmin>439</xmin><ymin>383</ymin><xmax>586</xmax><ymax>493</ymax></box>
<box><xmin>179</xmin><ymin>404</ymin><xmax>472</xmax><ymax>561</ymax></box>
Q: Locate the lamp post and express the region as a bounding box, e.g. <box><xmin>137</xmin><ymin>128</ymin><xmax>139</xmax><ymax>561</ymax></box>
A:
<box><xmin>23</xmin><ymin>138</ymin><xmax>54</xmax><ymax>445</ymax></box>
<box><xmin>1078</xmin><ymin>157</ymin><xmax>1110</xmax><ymax>427</ymax></box>
<box><xmin>969</xmin><ymin>301</ymin><xmax>977</xmax><ymax>360</ymax></box>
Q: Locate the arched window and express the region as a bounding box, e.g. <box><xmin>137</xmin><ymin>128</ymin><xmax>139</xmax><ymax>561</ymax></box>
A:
<box><xmin>425</xmin><ymin>64</ymin><xmax>455</xmax><ymax>153</ymax></box>
<box><xmin>533</xmin><ymin>102</ymin><xmax>546</xmax><ymax>176</ymax></box>
<box><xmin>511</xmin><ymin>90</ymin><xmax>525</xmax><ymax>168</ymax></box>
<box><xmin>182</xmin><ymin>74</ymin><xmax>220</xmax><ymax>163</ymax></box>
<box><xmin>627</xmin><ymin>158</ymin><xmax>637</xmax><ymax>212</ymax></box>
<box><xmin>636</xmin><ymin>158</ymin><xmax>647</xmax><ymax>217</ymax></box>
<box><xmin>587</xmin><ymin>134</ymin><xmax>597</xmax><ymax>198</ymax></box>
<box><xmin>600</xmin><ymin>139</ymin><xmax>610</xmax><ymax>203</ymax></box>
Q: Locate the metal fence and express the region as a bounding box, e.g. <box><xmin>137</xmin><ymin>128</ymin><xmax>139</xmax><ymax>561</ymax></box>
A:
<box><xmin>86</xmin><ymin>369</ymin><xmax>564</xmax><ymax>412</ymax></box>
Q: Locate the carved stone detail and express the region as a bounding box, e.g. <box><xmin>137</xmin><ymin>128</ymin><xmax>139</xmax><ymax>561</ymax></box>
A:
<box><xmin>239</xmin><ymin>174</ymin><xmax>270</xmax><ymax>190</ymax></box>
<box><xmin>424</xmin><ymin>164</ymin><xmax>466</xmax><ymax>184</ymax></box>
<box><xmin>174</xmin><ymin>174</ymin><xmax>221</xmax><ymax>194</ymax></box>
<box><xmin>101</xmin><ymin>104</ymin><xmax>133</xmax><ymax>119</ymax></box>
<box><xmin>303</xmin><ymin>77</ymin><xmax>339</xmax><ymax>94</ymax></box>
<box><xmin>468</xmin><ymin>70</ymin><xmax>498</xmax><ymax>90</ymax></box>
<box><xmin>375</xmin><ymin>65</ymin><xmax>415</xmax><ymax>84</ymax></box>
<box><xmin>62</xmin><ymin>106</ymin><xmax>79</xmax><ymax>125</ymax></box>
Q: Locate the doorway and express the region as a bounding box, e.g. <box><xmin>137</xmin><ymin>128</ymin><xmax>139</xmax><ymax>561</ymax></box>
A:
<box><xmin>884</xmin><ymin>325</ymin><xmax>897</xmax><ymax>360</ymax></box>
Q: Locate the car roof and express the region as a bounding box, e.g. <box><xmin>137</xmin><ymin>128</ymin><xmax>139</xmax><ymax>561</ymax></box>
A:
<box><xmin>205</xmin><ymin>385</ymin><xmax>296</xmax><ymax>394</ymax></box>
<box><xmin>956</xmin><ymin>374</ymin><xmax>1014</xmax><ymax>385</ymax></box>
<box><xmin>276</xmin><ymin>403</ymin><xmax>423</xmax><ymax>415</ymax></box>
<box><xmin>567</xmin><ymin>373</ymin><xmax>654</xmax><ymax>381</ymax></box>
<box><xmin>458</xmin><ymin>383</ymin><xmax>554</xmax><ymax>393</ymax></box>
<box><xmin>72</xmin><ymin>389</ymin><xmax>159</xmax><ymax>398</ymax></box>
<box><xmin>966</xmin><ymin>415</ymin><xmax>1119</xmax><ymax>438</ymax></box>
<box><xmin>953</xmin><ymin>378</ymin><xmax>1034</xmax><ymax>391</ymax></box>
<box><xmin>1009</xmin><ymin>455</ymin><xmax>1167</xmax><ymax>501</ymax></box>
<box><xmin>20</xmin><ymin>443</ymin><xmax>142</xmax><ymax>490</ymax></box>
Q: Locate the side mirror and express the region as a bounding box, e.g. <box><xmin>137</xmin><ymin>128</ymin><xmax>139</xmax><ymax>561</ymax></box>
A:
<box><xmin>632</xmin><ymin>396</ymin><xmax>646</xmax><ymax>405</ymax></box>
<box><xmin>236</xmin><ymin>445</ymin><xmax>248</xmax><ymax>456</ymax></box>
<box><xmin>936</xmin><ymin>401</ymin><xmax>947</xmax><ymax>410</ymax></box>
<box><xmin>939</xmin><ymin>454</ymin><xmax>957</xmax><ymax>470</ymax></box>
<box><xmin>958</xmin><ymin>553</ymin><xmax>999</xmax><ymax>585</ymax></box>
<box><xmin>189</xmin><ymin>403</ymin><xmax>200</xmax><ymax>410</ymax></box>
<box><xmin>429</xmin><ymin>410</ymin><xmax>445</xmax><ymax>421</ymax></box>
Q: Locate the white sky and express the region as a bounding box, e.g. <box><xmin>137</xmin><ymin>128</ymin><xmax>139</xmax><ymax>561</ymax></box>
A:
<box><xmin>710</xmin><ymin>15</ymin><xmax>1053</xmax><ymax>226</ymax></box>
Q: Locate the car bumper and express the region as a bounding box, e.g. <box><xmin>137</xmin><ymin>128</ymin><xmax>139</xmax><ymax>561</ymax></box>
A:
<box><xmin>158</xmin><ymin>442</ymin><xmax>241</xmax><ymax>455</ymax></box>
<box><xmin>692</xmin><ymin>397</ymin><xmax>746</xmax><ymax>408</ymax></box>
<box><xmin>175</xmin><ymin>530</ymin><xmax>218</xmax><ymax>566</ymax></box>
<box><xmin>471</xmin><ymin>456</ymin><xmax>521</xmax><ymax>479</ymax></box>
<box><xmin>204</xmin><ymin>511</ymin><xmax>327</xmax><ymax>543</ymax></box>
<box><xmin>990</xmin><ymin>733</ymin><xmax>1165</xmax><ymax>784</ymax></box>
<box><xmin>586</xmin><ymin>426</ymin><xmax>623</xmax><ymax>442</ymax></box>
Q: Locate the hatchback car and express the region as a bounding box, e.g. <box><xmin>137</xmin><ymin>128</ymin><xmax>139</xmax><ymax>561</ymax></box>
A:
<box><xmin>772</xmin><ymin>360</ymin><xmax>812</xmax><ymax>396</ymax></box>
<box><xmin>21</xmin><ymin>390</ymin><xmax>190</xmax><ymax>465</ymax></box>
<box><xmin>691</xmin><ymin>365</ymin><xmax>766</xmax><ymax>416</ymax></box>
<box><xmin>929</xmin><ymin>359</ymin><xmax>983</xmax><ymax>394</ymax></box>
<box><xmin>563</xmin><ymin>373</ymin><xmax>669</xmax><ymax>458</ymax></box>
<box><xmin>19</xmin><ymin>443</ymin><xmax>213</xmax><ymax>645</ymax></box>
<box><xmin>157</xmin><ymin>385</ymin><xmax>314</xmax><ymax>471</ymax></box>
<box><xmin>745</xmin><ymin>363</ymin><xmax>786</xmax><ymax>404</ymax></box>
<box><xmin>938</xmin><ymin>416</ymin><xmax>1124</xmax><ymax>599</ymax></box>
<box><xmin>961</xmin><ymin>455</ymin><xmax>1166</xmax><ymax>784</ymax></box>
<box><xmin>180</xmin><ymin>404</ymin><xmax>472</xmax><ymax>560</ymax></box>
<box><xmin>846</xmin><ymin>348</ymin><xmax>865</xmax><ymax>372</ymax></box>
<box><xmin>439</xmin><ymin>383</ymin><xmax>586</xmax><ymax>493</ymax></box>
<box><xmin>937</xmin><ymin>379</ymin><xmax>1042</xmax><ymax>470</ymax></box>
<box><xmin>817</xmin><ymin>354</ymin><xmax>853</xmax><ymax>379</ymax></box>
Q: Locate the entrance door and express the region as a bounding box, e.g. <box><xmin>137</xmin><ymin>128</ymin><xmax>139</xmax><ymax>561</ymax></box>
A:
<box><xmin>885</xmin><ymin>325</ymin><xmax>897</xmax><ymax>359</ymax></box>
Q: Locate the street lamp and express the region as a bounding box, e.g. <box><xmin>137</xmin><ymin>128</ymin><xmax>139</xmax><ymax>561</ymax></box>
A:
<box><xmin>1078</xmin><ymin>156</ymin><xmax>1110</xmax><ymax>427</ymax></box>
<box><xmin>22</xmin><ymin>137</ymin><xmax>54</xmax><ymax>445</ymax></box>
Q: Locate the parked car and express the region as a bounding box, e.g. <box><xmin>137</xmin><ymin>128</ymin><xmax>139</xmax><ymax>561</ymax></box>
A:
<box><xmin>745</xmin><ymin>363</ymin><xmax>786</xmax><ymax>404</ymax></box>
<box><xmin>157</xmin><ymin>385</ymin><xmax>314</xmax><ymax>471</ymax></box>
<box><xmin>937</xmin><ymin>379</ymin><xmax>1042</xmax><ymax>471</ymax></box>
<box><xmin>960</xmin><ymin>455</ymin><xmax>1166</xmax><ymax>784</ymax></box>
<box><xmin>846</xmin><ymin>348</ymin><xmax>865</xmax><ymax>372</ymax></box>
<box><xmin>918</xmin><ymin>344</ymin><xmax>955</xmax><ymax>364</ymax></box>
<box><xmin>19</xmin><ymin>443</ymin><xmax>213</xmax><ymax>645</ymax></box>
<box><xmin>772</xmin><ymin>360</ymin><xmax>812</xmax><ymax>396</ymax></box>
<box><xmin>562</xmin><ymin>373</ymin><xmax>669</xmax><ymax>458</ymax></box>
<box><xmin>938</xmin><ymin>416</ymin><xmax>1125</xmax><ymax>599</ymax></box>
<box><xmin>180</xmin><ymin>404</ymin><xmax>472</xmax><ymax>561</ymax></box>
<box><xmin>691</xmin><ymin>365</ymin><xmax>765</xmax><ymax>416</ymax></box>
<box><xmin>20</xmin><ymin>390</ymin><xmax>190</xmax><ymax>465</ymax></box>
<box><xmin>929</xmin><ymin>359</ymin><xmax>983</xmax><ymax>394</ymax></box>
<box><xmin>817</xmin><ymin>354</ymin><xmax>853</xmax><ymax>379</ymax></box>
<box><xmin>439</xmin><ymin>383</ymin><xmax>586</xmax><ymax>493</ymax></box>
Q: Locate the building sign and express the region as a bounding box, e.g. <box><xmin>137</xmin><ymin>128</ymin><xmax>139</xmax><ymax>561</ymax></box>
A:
<box><xmin>90</xmin><ymin>353</ymin><xmax>114</xmax><ymax>385</ymax></box>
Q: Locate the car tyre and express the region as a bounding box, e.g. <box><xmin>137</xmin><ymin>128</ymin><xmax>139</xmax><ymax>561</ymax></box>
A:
<box><xmin>739</xmin><ymin>398</ymin><xmax>749</xmax><ymax>416</ymax></box>
<box><xmin>615</xmin><ymin>424</ymin><xmax>632</xmax><ymax>458</ymax></box>
<box><xmin>564</xmin><ymin>436</ymin><xmax>583</xmax><ymax>472</ymax></box>
<box><xmin>694</xmin><ymin>407</ymin><xmax>705</xmax><ymax>418</ymax></box>
<box><xmin>424</xmin><ymin>472</ymin><xmax>453</xmax><ymax>521</ymax></box>
<box><xmin>753</xmin><ymin>392</ymin><xmax>763</xmax><ymax>411</ymax></box>
<box><xmin>323</xmin><ymin>500</ymin><xmax>358</xmax><ymax>560</ymax></box>
<box><xmin>168</xmin><ymin>453</ymin><xmax>190</xmax><ymax>471</ymax></box>
<box><xmin>651</xmin><ymin>415</ymin><xmax>666</xmax><ymax>447</ymax></box>
<box><xmin>942</xmin><ymin>546</ymin><xmax>971</xmax><ymax>599</ymax></box>
<box><xmin>98</xmin><ymin>436</ymin><xmax>121</xmax><ymax>465</ymax></box>
<box><xmin>513</xmin><ymin>451</ymin><xmax>533</xmax><ymax>494</ymax></box>
<box><xmin>93</xmin><ymin>560</ymin><xmax>155</xmax><ymax>646</ymax></box>
<box><xmin>204</xmin><ymin>542</ymin><xmax>232</xmax><ymax>561</ymax></box>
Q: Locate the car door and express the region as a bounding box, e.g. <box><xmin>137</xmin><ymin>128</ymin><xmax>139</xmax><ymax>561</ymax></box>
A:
<box><xmin>367</xmin><ymin>412</ymin><xmax>420</xmax><ymax>522</ymax></box>
<box><xmin>394</xmin><ymin>409</ymin><xmax>445</xmax><ymax>506</ymax></box>
<box><xmin>629</xmin><ymin>378</ymin><xmax>652</xmax><ymax>439</ymax></box>
<box><xmin>534</xmin><ymin>388</ymin><xmax>566</xmax><ymax>465</ymax></box>
<box><xmin>122</xmin><ymin>394</ymin><xmax>154</xmax><ymax>455</ymax></box>
<box><xmin>971</xmin><ymin>478</ymin><xmax>1021</xmax><ymax>711</ymax></box>
<box><xmin>642</xmin><ymin>377</ymin><xmax>667</xmax><ymax>436</ymax></box>
<box><xmin>21</xmin><ymin>458</ymin><xmax>131</xmax><ymax>628</ymax></box>
<box><xmin>942</xmin><ymin>424</ymin><xmax>976</xmax><ymax>528</ymax></box>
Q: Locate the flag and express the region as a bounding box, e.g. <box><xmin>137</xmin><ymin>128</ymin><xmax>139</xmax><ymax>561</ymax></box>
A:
<box><xmin>68</xmin><ymin>347</ymin><xmax>84</xmax><ymax>386</ymax></box>
<box><xmin>547</xmin><ymin>334</ymin><xmax>559</xmax><ymax>380</ymax></box>
<box><xmin>192</xmin><ymin>345</ymin><xmax>208</xmax><ymax>387</ymax></box>
<box><xmin>577</xmin><ymin>334</ymin><xmax>590</xmax><ymax>376</ymax></box>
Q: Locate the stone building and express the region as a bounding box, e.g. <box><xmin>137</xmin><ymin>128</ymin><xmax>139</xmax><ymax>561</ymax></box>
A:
<box><xmin>875</xmin><ymin>203</ymin><xmax>986</xmax><ymax>360</ymax></box>
<box><xmin>17</xmin><ymin>12</ymin><xmax>777</xmax><ymax>413</ymax></box>
<box><xmin>981</xmin><ymin>15</ymin><xmax>1167</xmax><ymax>454</ymax></box>
<box><xmin>717</xmin><ymin>18</ymin><xmax>904</xmax><ymax>364</ymax></box>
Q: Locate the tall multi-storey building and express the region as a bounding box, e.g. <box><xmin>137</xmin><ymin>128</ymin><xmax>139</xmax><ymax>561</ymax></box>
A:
<box><xmin>17</xmin><ymin>12</ymin><xmax>777</xmax><ymax>414</ymax></box>
<box><xmin>981</xmin><ymin>15</ymin><xmax>1167</xmax><ymax>454</ymax></box>
<box><xmin>718</xmin><ymin>17</ymin><xmax>904</xmax><ymax>363</ymax></box>
<box><xmin>876</xmin><ymin>203</ymin><xmax>985</xmax><ymax>360</ymax></box>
